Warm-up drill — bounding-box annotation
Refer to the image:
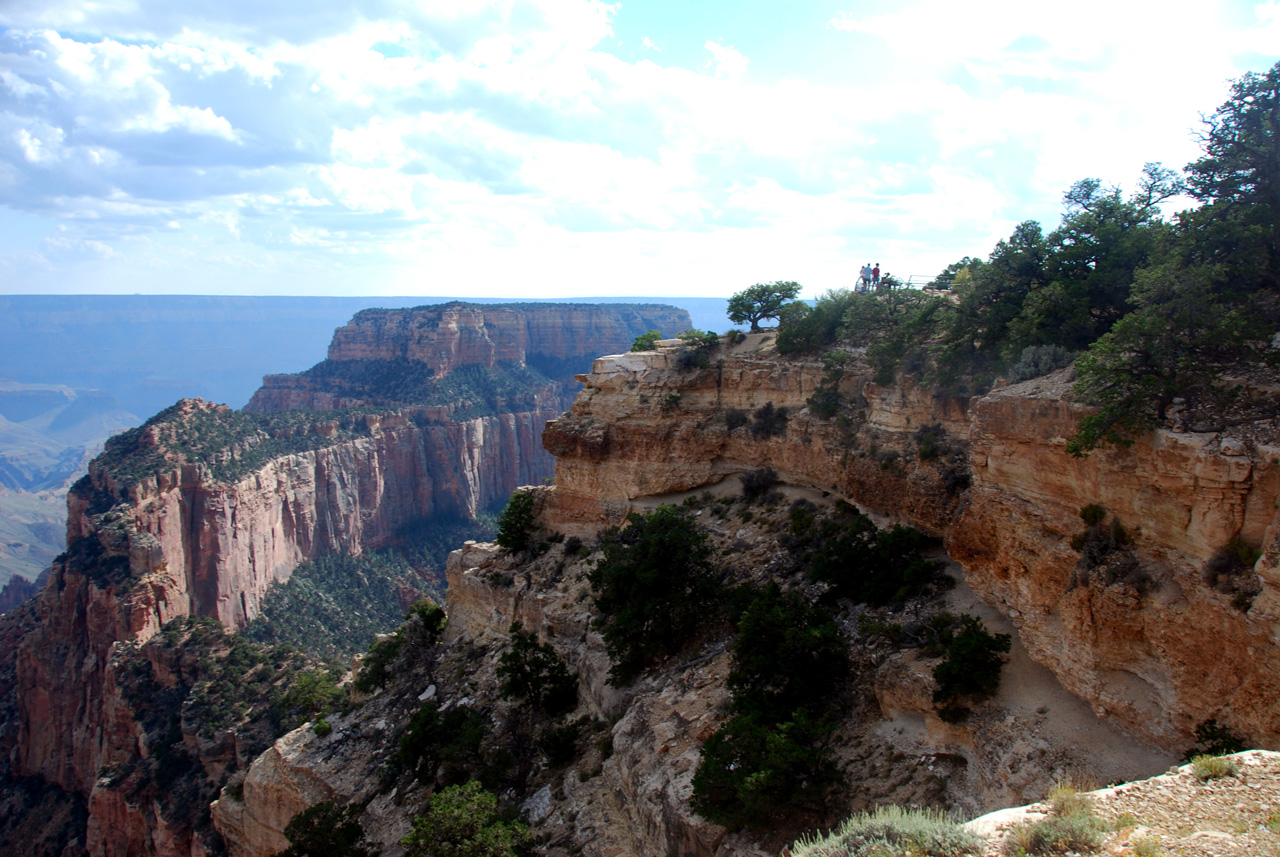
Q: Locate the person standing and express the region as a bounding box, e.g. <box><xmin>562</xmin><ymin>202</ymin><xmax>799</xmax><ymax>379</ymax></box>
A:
<box><xmin>872</xmin><ymin>263</ymin><xmax>881</xmax><ymax>287</ymax></box>
<box><xmin>860</xmin><ymin>263</ymin><xmax>872</xmax><ymax>291</ymax></box>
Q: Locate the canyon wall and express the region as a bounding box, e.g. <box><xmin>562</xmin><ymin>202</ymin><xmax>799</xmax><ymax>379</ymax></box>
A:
<box><xmin>18</xmin><ymin>400</ymin><xmax>558</xmax><ymax>796</ymax></box>
<box><xmin>247</xmin><ymin>302</ymin><xmax>691</xmax><ymax>412</ymax></box>
<box><xmin>5</xmin><ymin>301</ymin><xmax>691</xmax><ymax>856</ymax></box>
<box><xmin>541</xmin><ymin>334</ymin><xmax>1280</xmax><ymax>750</ymax></box>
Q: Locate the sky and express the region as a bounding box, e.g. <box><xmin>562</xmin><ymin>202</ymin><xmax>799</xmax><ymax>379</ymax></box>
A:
<box><xmin>0</xmin><ymin>1</ymin><xmax>1277</xmax><ymax>301</ymax></box>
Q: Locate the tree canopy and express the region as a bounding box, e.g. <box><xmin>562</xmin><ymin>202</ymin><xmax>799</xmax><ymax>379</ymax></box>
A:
<box><xmin>589</xmin><ymin>505</ymin><xmax>719</xmax><ymax>684</ymax></box>
<box><xmin>772</xmin><ymin>60</ymin><xmax>1280</xmax><ymax>453</ymax></box>
<box><xmin>728</xmin><ymin>281</ymin><xmax>803</xmax><ymax>332</ymax></box>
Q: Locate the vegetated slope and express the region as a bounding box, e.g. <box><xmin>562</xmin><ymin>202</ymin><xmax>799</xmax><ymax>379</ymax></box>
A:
<box><xmin>777</xmin><ymin>63</ymin><xmax>1280</xmax><ymax>455</ymax></box>
<box><xmin>241</xmin><ymin>512</ymin><xmax>496</xmax><ymax>664</ymax></box>
<box><xmin>214</xmin><ymin>489</ymin><xmax>1012</xmax><ymax>857</ymax></box>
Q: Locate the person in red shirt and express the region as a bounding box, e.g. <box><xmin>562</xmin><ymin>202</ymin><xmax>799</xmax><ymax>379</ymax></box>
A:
<box><xmin>872</xmin><ymin>264</ymin><xmax>881</xmax><ymax>286</ymax></box>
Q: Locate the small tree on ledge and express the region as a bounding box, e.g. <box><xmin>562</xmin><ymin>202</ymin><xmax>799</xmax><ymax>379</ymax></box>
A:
<box><xmin>495</xmin><ymin>490</ymin><xmax>537</xmax><ymax>553</ymax></box>
<box><xmin>727</xmin><ymin>281</ymin><xmax>803</xmax><ymax>332</ymax></box>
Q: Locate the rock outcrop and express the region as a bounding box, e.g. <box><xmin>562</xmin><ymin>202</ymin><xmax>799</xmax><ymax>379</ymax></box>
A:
<box><xmin>542</xmin><ymin>334</ymin><xmax>1280</xmax><ymax>751</ymax></box>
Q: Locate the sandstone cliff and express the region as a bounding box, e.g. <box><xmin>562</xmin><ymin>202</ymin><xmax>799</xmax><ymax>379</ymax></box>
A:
<box><xmin>205</xmin><ymin>331</ymin><xmax>1280</xmax><ymax>857</ymax></box>
<box><xmin>541</xmin><ymin>333</ymin><xmax>1280</xmax><ymax>750</ymax></box>
<box><xmin>246</xmin><ymin>302</ymin><xmax>690</xmax><ymax>413</ymax></box>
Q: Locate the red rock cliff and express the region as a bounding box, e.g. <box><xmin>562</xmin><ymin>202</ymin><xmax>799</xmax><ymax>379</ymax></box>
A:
<box><xmin>8</xmin><ymin>302</ymin><xmax>694</xmax><ymax>856</ymax></box>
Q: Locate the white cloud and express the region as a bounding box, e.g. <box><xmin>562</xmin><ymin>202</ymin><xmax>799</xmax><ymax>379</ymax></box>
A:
<box><xmin>0</xmin><ymin>0</ymin><xmax>1275</xmax><ymax>297</ymax></box>
<box><xmin>704</xmin><ymin>40</ymin><xmax>747</xmax><ymax>82</ymax></box>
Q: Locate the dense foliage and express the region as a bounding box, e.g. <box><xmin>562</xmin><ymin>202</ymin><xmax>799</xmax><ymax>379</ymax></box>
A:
<box><xmin>631</xmin><ymin>329</ymin><xmax>661</xmax><ymax>351</ymax></box>
<box><xmin>279</xmin><ymin>802</ymin><xmax>374</xmax><ymax>857</ymax></box>
<box><xmin>773</xmin><ymin>62</ymin><xmax>1280</xmax><ymax>453</ymax></box>
<box><xmin>354</xmin><ymin>601</ymin><xmax>446</xmax><ymax>693</ymax></box>
<box><xmin>401</xmin><ymin>781</ymin><xmax>532</xmax><ymax>857</ymax></box>
<box><xmin>242</xmin><ymin>551</ymin><xmax>439</xmax><ymax>664</ymax></box>
<box><xmin>295</xmin><ymin>359</ymin><xmax>556</xmax><ymax>419</ymax></box>
<box><xmin>785</xmin><ymin>501</ymin><xmax>944</xmax><ymax>605</ymax></box>
<box><xmin>931</xmin><ymin>616</ymin><xmax>1012</xmax><ymax>722</ymax></box>
<box><xmin>497</xmin><ymin>622</ymin><xmax>577</xmax><ymax>716</ymax></box>
<box><xmin>692</xmin><ymin>584</ymin><xmax>848</xmax><ymax>828</ymax></box>
<box><xmin>589</xmin><ymin>505</ymin><xmax>720</xmax><ymax>684</ymax></box>
<box><xmin>398</xmin><ymin>702</ymin><xmax>490</xmax><ymax>786</ymax></box>
<box><xmin>94</xmin><ymin>401</ymin><xmax>377</xmax><ymax>484</ymax></box>
<box><xmin>790</xmin><ymin>805</ymin><xmax>983</xmax><ymax>857</ymax></box>
<box><xmin>110</xmin><ymin>615</ymin><xmax>347</xmax><ymax>846</ymax></box>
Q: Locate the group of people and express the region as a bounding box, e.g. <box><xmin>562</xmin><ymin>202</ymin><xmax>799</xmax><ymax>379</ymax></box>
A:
<box><xmin>856</xmin><ymin>262</ymin><xmax>881</xmax><ymax>292</ymax></box>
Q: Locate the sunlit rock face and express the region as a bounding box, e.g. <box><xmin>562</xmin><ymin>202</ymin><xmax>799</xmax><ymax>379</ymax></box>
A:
<box><xmin>246</xmin><ymin>302</ymin><xmax>692</xmax><ymax>412</ymax></box>
<box><xmin>543</xmin><ymin>335</ymin><xmax>1280</xmax><ymax>750</ymax></box>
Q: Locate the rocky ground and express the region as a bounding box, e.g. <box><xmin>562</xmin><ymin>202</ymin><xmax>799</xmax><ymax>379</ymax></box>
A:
<box><xmin>969</xmin><ymin>750</ymin><xmax>1280</xmax><ymax>857</ymax></box>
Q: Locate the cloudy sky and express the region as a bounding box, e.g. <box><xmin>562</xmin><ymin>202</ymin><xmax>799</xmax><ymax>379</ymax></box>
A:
<box><xmin>1</xmin><ymin>1</ymin><xmax>1277</xmax><ymax>300</ymax></box>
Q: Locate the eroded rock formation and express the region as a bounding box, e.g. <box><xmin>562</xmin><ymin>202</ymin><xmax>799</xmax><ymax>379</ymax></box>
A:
<box><xmin>2</xmin><ymin>302</ymin><xmax>692</xmax><ymax>857</ymax></box>
<box><xmin>542</xmin><ymin>334</ymin><xmax>1280</xmax><ymax>750</ymax></box>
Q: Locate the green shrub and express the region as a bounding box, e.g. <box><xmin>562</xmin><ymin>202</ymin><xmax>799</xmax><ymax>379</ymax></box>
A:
<box><xmin>807</xmin><ymin>384</ymin><xmax>842</xmax><ymax>419</ymax></box>
<box><xmin>1204</xmin><ymin>536</ymin><xmax>1263</xmax><ymax>611</ymax></box>
<box><xmin>1191</xmin><ymin>753</ymin><xmax>1237</xmax><ymax>780</ymax></box>
<box><xmin>401</xmin><ymin>781</ymin><xmax>531</xmax><ymax>857</ymax></box>
<box><xmin>1003</xmin><ymin>812</ymin><xmax>1104</xmax><ymax>856</ymax></box>
<box><xmin>694</xmin><ymin>584</ymin><xmax>849</xmax><ymax>829</ymax></box>
<box><xmin>590</xmin><ymin>505</ymin><xmax>719</xmax><ymax>684</ymax></box>
<box><xmin>691</xmin><ymin>709</ymin><xmax>842</xmax><ymax>829</ymax></box>
<box><xmin>280</xmin><ymin>801</ymin><xmax>373</xmax><ymax>857</ymax></box>
<box><xmin>540</xmin><ymin>718</ymin><xmax>585</xmax><ymax>767</ymax></box>
<box><xmin>631</xmin><ymin>329</ymin><xmax>662</xmax><ymax>351</ymax></box>
<box><xmin>724</xmin><ymin>408</ymin><xmax>749</xmax><ymax>431</ymax></box>
<box><xmin>915</xmin><ymin>423</ymin><xmax>950</xmax><ymax>460</ymax></box>
<box><xmin>1080</xmin><ymin>504</ymin><xmax>1107</xmax><ymax>527</ymax></box>
<box><xmin>495</xmin><ymin>490</ymin><xmax>537</xmax><ymax>554</ymax></box>
<box><xmin>932</xmin><ymin>616</ymin><xmax>1011</xmax><ymax>722</ymax></box>
<box><xmin>282</xmin><ymin>669</ymin><xmax>345</xmax><ymax>720</ymax></box>
<box><xmin>498</xmin><ymin>622</ymin><xmax>577</xmax><ymax>716</ymax></box>
<box><xmin>1185</xmin><ymin>718</ymin><xmax>1247</xmax><ymax>758</ymax></box>
<box><xmin>804</xmin><ymin>513</ymin><xmax>942</xmax><ymax>606</ymax></box>
<box><xmin>726</xmin><ymin>584</ymin><xmax>848</xmax><ymax>723</ymax></box>
<box><xmin>405</xmin><ymin>600</ymin><xmax>448</xmax><ymax>646</ymax></box>
<box><xmin>776</xmin><ymin>290</ymin><xmax>856</xmax><ymax>354</ymax></box>
<box><xmin>790</xmin><ymin>805</ymin><xmax>983</xmax><ymax>857</ymax></box>
<box><xmin>354</xmin><ymin>633</ymin><xmax>404</xmax><ymax>693</ymax></box>
<box><xmin>750</xmin><ymin>402</ymin><xmax>789</xmax><ymax>438</ymax></box>
<box><xmin>313</xmin><ymin>717</ymin><xmax>332</xmax><ymax>738</ymax></box>
<box><xmin>740</xmin><ymin>467</ymin><xmax>779</xmax><ymax>502</ymax></box>
<box><xmin>398</xmin><ymin>703</ymin><xmax>488</xmax><ymax>786</ymax></box>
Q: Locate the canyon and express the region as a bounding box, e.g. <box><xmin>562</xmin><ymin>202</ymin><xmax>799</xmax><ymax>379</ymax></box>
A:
<box><xmin>3</xmin><ymin>316</ymin><xmax>1279</xmax><ymax>856</ymax></box>
<box><xmin>0</xmin><ymin>302</ymin><xmax>690</xmax><ymax>856</ymax></box>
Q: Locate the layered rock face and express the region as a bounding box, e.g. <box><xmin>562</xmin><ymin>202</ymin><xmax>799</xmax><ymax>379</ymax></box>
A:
<box><xmin>6</xmin><ymin>302</ymin><xmax>691</xmax><ymax>856</ymax></box>
<box><xmin>542</xmin><ymin>334</ymin><xmax>1280</xmax><ymax>750</ymax></box>
<box><xmin>246</xmin><ymin>303</ymin><xmax>690</xmax><ymax>412</ymax></box>
<box><xmin>17</xmin><ymin>400</ymin><xmax>558</xmax><ymax>795</ymax></box>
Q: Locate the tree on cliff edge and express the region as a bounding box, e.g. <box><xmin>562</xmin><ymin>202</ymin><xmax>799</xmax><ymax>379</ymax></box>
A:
<box><xmin>728</xmin><ymin>281</ymin><xmax>803</xmax><ymax>332</ymax></box>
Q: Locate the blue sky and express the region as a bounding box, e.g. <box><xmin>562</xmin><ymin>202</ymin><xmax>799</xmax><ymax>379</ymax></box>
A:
<box><xmin>0</xmin><ymin>0</ymin><xmax>1277</xmax><ymax>300</ymax></box>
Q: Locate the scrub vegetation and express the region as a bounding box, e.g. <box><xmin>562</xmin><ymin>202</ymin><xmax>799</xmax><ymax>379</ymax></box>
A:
<box><xmin>760</xmin><ymin>62</ymin><xmax>1280</xmax><ymax>456</ymax></box>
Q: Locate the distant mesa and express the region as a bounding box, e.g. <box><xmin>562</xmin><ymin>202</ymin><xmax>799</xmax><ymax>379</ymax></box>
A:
<box><xmin>245</xmin><ymin>301</ymin><xmax>690</xmax><ymax>413</ymax></box>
